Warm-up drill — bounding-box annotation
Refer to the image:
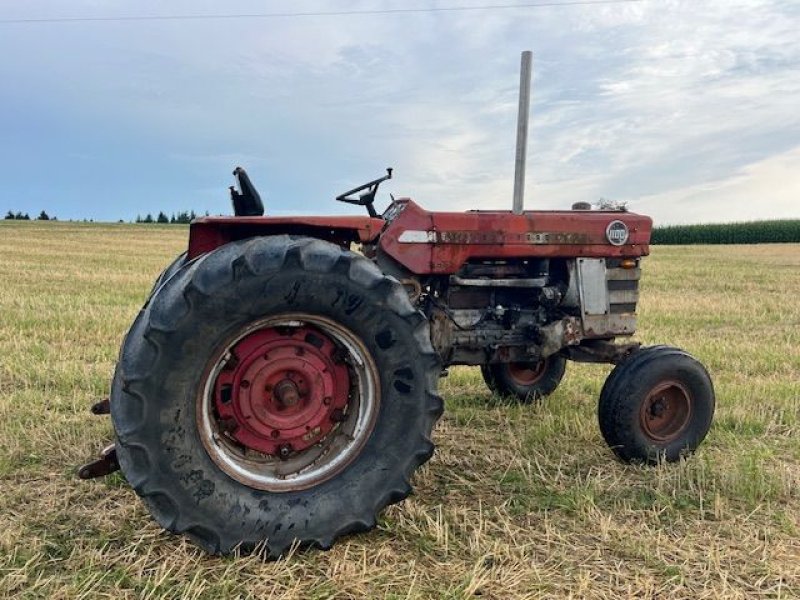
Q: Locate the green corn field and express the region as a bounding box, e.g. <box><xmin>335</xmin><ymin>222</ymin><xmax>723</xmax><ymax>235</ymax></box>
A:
<box><xmin>652</xmin><ymin>219</ymin><xmax>800</xmax><ymax>245</ymax></box>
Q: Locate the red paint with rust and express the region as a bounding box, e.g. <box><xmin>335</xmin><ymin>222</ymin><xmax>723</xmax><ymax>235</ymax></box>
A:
<box><xmin>187</xmin><ymin>198</ymin><xmax>651</xmax><ymax>276</ymax></box>
<box><xmin>213</xmin><ymin>325</ymin><xmax>350</xmax><ymax>455</ymax></box>
<box><xmin>188</xmin><ymin>215</ymin><xmax>384</xmax><ymax>259</ymax></box>
<box><xmin>379</xmin><ymin>199</ymin><xmax>652</xmax><ymax>274</ymax></box>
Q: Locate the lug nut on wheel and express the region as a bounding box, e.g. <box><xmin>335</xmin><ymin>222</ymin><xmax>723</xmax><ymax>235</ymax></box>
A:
<box><xmin>278</xmin><ymin>444</ymin><xmax>293</xmax><ymax>460</ymax></box>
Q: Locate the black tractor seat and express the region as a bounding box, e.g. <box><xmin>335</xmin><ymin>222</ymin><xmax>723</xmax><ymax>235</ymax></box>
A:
<box><xmin>230</xmin><ymin>166</ymin><xmax>265</xmax><ymax>216</ymax></box>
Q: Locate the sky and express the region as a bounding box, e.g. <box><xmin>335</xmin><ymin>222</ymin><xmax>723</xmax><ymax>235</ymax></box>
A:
<box><xmin>0</xmin><ymin>0</ymin><xmax>798</xmax><ymax>225</ymax></box>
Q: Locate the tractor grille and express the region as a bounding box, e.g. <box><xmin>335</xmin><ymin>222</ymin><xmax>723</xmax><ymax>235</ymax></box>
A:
<box><xmin>575</xmin><ymin>257</ymin><xmax>640</xmax><ymax>338</ymax></box>
<box><xmin>605</xmin><ymin>258</ymin><xmax>641</xmax><ymax>315</ymax></box>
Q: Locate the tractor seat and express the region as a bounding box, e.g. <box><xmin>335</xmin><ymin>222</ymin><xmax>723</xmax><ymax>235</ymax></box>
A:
<box><xmin>230</xmin><ymin>166</ymin><xmax>265</xmax><ymax>216</ymax></box>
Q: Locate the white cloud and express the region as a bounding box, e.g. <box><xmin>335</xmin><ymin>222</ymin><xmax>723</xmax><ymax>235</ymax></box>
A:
<box><xmin>0</xmin><ymin>0</ymin><xmax>798</xmax><ymax>221</ymax></box>
<box><xmin>636</xmin><ymin>145</ymin><xmax>800</xmax><ymax>224</ymax></box>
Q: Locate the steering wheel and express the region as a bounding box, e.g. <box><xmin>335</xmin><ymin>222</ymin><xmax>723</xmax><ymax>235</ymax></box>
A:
<box><xmin>335</xmin><ymin>168</ymin><xmax>393</xmax><ymax>218</ymax></box>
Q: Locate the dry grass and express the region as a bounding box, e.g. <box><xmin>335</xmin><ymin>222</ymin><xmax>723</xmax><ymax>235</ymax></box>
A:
<box><xmin>0</xmin><ymin>221</ymin><xmax>798</xmax><ymax>599</ymax></box>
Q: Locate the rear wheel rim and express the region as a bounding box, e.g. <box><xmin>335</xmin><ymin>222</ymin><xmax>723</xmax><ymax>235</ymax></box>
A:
<box><xmin>507</xmin><ymin>360</ymin><xmax>548</xmax><ymax>386</ymax></box>
<box><xmin>638</xmin><ymin>380</ymin><xmax>692</xmax><ymax>443</ymax></box>
<box><xmin>197</xmin><ymin>314</ymin><xmax>380</xmax><ymax>492</ymax></box>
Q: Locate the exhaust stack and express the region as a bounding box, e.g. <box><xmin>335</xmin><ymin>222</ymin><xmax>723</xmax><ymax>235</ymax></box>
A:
<box><xmin>512</xmin><ymin>50</ymin><xmax>532</xmax><ymax>215</ymax></box>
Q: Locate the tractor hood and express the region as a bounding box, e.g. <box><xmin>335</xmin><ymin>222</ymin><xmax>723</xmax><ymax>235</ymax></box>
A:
<box><xmin>379</xmin><ymin>199</ymin><xmax>652</xmax><ymax>275</ymax></box>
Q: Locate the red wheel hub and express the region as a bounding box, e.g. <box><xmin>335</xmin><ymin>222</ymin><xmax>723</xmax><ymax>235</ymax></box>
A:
<box><xmin>639</xmin><ymin>381</ymin><xmax>692</xmax><ymax>443</ymax></box>
<box><xmin>213</xmin><ymin>326</ymin><xmax>350</xmax><ymax>455</ymax></box>
<box><xmin>507</xmin><ymin>360</ymin><xmax>547</xmax><ymax>386</ymax></box>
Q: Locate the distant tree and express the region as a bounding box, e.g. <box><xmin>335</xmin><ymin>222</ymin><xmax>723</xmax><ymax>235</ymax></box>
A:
<box><xmin>135</xmin><ymin>215</ymin><xmax>142</xmax><ymax>223</ymax></box>
<box><xmin>15</xmin><ymin>212</ymin><xmax>30</xmax><ymax>220</ymax></box>
<box><xmin>157</xmin><ymin>211</ymin><xmax>169</xmax><ymax>223</ymax></box>
<box><xmin>37</xmin><ymin>210</ymin><xmax>50</xmax><ymax>221</ymax></box>
<box><xmin>169</xmin><ymin>213</ymin><xmax>176</xmax><ymax>224</ymax></box>
<box><xmin>4</xmin><ymin>211</ymin><xmax>13</xmax><ymax>220</ymax></box>
<box><xmin>143</xmin><ymin>214</ymin><xmax>154</xmax><ymax>224</ymax></box>
<box><xmin>189</xmin><ymin>210</ymin><xmax>197</xmax><ymax>222</ymax></box>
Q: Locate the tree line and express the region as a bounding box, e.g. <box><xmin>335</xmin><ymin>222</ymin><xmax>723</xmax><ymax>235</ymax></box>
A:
<box><xmin>4</xmin><ymin>210</ymin><xmax>207</xmax><ymax>223</ymax></box>
<box><xmin>5</xmin><ymin>210</ymin><xmax>55</xmax><ymax>220</ymax></box>
<box><xmin>135</xmin><ymin>211</ymin><xmax>201</xmax><ymax>224</ymax></box>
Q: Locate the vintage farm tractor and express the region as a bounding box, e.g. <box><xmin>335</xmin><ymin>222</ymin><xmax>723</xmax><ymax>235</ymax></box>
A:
<box><xmin>79</xmin><ymin>56</ymin><xmax>714</xmax><ymax>556</ymax></box>
<box><xmin>78</xmin><ymin>166</ymin><xmax>715</xmax><ymax>556</ymax></box>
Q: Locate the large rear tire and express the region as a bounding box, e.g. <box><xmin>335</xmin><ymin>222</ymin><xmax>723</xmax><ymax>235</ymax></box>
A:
<box><xmin>598</xmin><ymin>346</ymin><xmax>714</xmax><ymax>464</ymax></box>
<box><xmin>481</xmin><ymin>356</ymin><xmax>566</xmax><ymax>403</ymax></box>
<box><xmin>111</xmin><ymin>236</ymin><xmax>442</xmax><ymax>556</ymax></box>
<box><xmin>145</xmin><ymin>252</ymin><xmax>187</xmax><ymax>305</ymax></box>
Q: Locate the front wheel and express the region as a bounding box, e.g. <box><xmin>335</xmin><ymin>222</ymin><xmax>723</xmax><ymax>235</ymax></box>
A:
<box><xmin>481</xmin><ymin>356</ymin><xmax>566</xmax><ymax>403</ymax></box>
<box><xmin>111</xmin><ymin>236</ymin><xmax>442</xmax><ymax>556</ymax></box>
<box><xmin>598</xmin><ymin>346</ymin><xmax>714</xmax><ymax>464</ymax></box>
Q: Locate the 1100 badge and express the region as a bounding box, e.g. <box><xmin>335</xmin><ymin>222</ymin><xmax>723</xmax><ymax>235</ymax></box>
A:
<box><xmin>605</xmin><ymin>220</ymin><xmax>630</xmax><ymax>246</ymax></box>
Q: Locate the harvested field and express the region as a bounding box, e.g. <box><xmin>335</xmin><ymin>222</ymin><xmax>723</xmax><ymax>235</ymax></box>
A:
<box><xmin>0</xmin><ymin>221</ymin><xmax>798</xmax><ymax>599</ymax></box>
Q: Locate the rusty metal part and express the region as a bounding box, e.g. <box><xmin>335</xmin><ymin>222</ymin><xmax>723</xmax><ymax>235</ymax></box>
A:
<box><xmin>639</xmin><ymin>380</ymin><xmax>692</xmax><ymax>442</ymax></box>
<box><xmin>197</xmin><ymin>314</ymin><xmax>381</xmax><ymax>492</ymax></box>
<box><xmin>90</xmin><ymin>397</ymin><xmax>110</xmax><ymax>415</ymax></box>
<box><xmin>212</xmin><ymin>324</ymin><xmax>350</xmax><ymax>455</ymax></box>
<box><xmin>565</xmin><ymin>340</ymin><xmax>641</xmax><ymax>364</ymax></box>
<box><xmin>274</xmin><ymin>379</ymin><xmax>301</xmax><ymax>407</ymax></box>
<box><xmin>565</xmin><ymin>258</ymin><xmax>640</xmax><ymax>339</ymax></box>
<box><xmin>581</xmin><ymin>314</ymin><xmax>637</xmax><ymax>338</ymax></box>
<box><xmin>77</xmin><ymin>444</ymin><xmax>119</xmax><ymax>479</ymax></box>
<box><xmin>539</xmin><ymin>317</ymin><xmax>583</xmax><ymax>358</ymax></box>
<box><xmin>400</xmin><ymin>278</ymin><xmax>423</xmax><ymax>304</ymax></box>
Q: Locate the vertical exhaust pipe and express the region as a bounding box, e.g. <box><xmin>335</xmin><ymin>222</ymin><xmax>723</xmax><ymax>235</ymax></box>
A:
<box><xmin>512</xmin><ymin>50</ymin><xmax>532</xmax><ymax>215</ymax></box>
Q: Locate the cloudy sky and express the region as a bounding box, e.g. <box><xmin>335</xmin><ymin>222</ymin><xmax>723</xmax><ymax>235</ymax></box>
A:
<box><xmin>0</xmin><ymin>0</ymin><xmax>797</xmax><ymax>224</ymax></box>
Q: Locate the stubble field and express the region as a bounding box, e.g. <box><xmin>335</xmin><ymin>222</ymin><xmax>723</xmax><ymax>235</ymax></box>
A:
<box><xmin>0</xmin><ymin>221</ymin><xmax>798</xmax><ymax>599</ymax></box>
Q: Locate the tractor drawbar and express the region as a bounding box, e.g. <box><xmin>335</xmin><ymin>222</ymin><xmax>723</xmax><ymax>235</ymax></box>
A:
<box><xmin>77</xmin><ymin>397</ymin><xmax>120</xmax><ymax>480</ymax></box>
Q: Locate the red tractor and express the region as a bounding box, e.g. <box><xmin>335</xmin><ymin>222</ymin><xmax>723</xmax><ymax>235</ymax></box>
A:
<box><xmin>80</xmin><ymin>166</ymin><xmax>714</xmax><ymax>557</ymax></box>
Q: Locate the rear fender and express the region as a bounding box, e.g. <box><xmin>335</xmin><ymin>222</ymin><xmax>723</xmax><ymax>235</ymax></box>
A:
<box><xmin>187</xmin><ymin>216</ymin><xmax>385</xmax><ymax>258</ymax></box>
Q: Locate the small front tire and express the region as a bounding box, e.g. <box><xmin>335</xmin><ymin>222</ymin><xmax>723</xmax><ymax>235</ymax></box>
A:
<box><xmin>481</xmin><ymin>356</ymin><xmax>566</xmax><ymax>403</ymax></box>
<box><xmin>598</xmin><ymin>346</ymin><xmax>714</xmax><ymax>464</ymax></box>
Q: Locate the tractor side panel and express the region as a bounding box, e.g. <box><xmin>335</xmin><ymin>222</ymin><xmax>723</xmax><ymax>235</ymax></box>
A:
<box><xmin>187</xmin><ymin>216</ymin><xmax>385</xmax><ymax>258</ymax></box>
<box><xmin>380</xmin><ymin>200</ymin><xmax>652</xmax><ymax>275</ymax></box>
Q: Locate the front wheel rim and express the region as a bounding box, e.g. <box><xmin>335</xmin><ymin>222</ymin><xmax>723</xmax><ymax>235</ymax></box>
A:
<box><xmin>197</xmin><ymin>314</ymin><xmax>380</xmax><ymax>492</ymax></box>
<box><xmin>507</xmin><ymin>360</ymin><xmax>547</xmax><ymax>386</ymax></box>
<box><xmin>639</xmin><ymin>380</ymin><xmax>692</xmax><ymax>443</ymax></box>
